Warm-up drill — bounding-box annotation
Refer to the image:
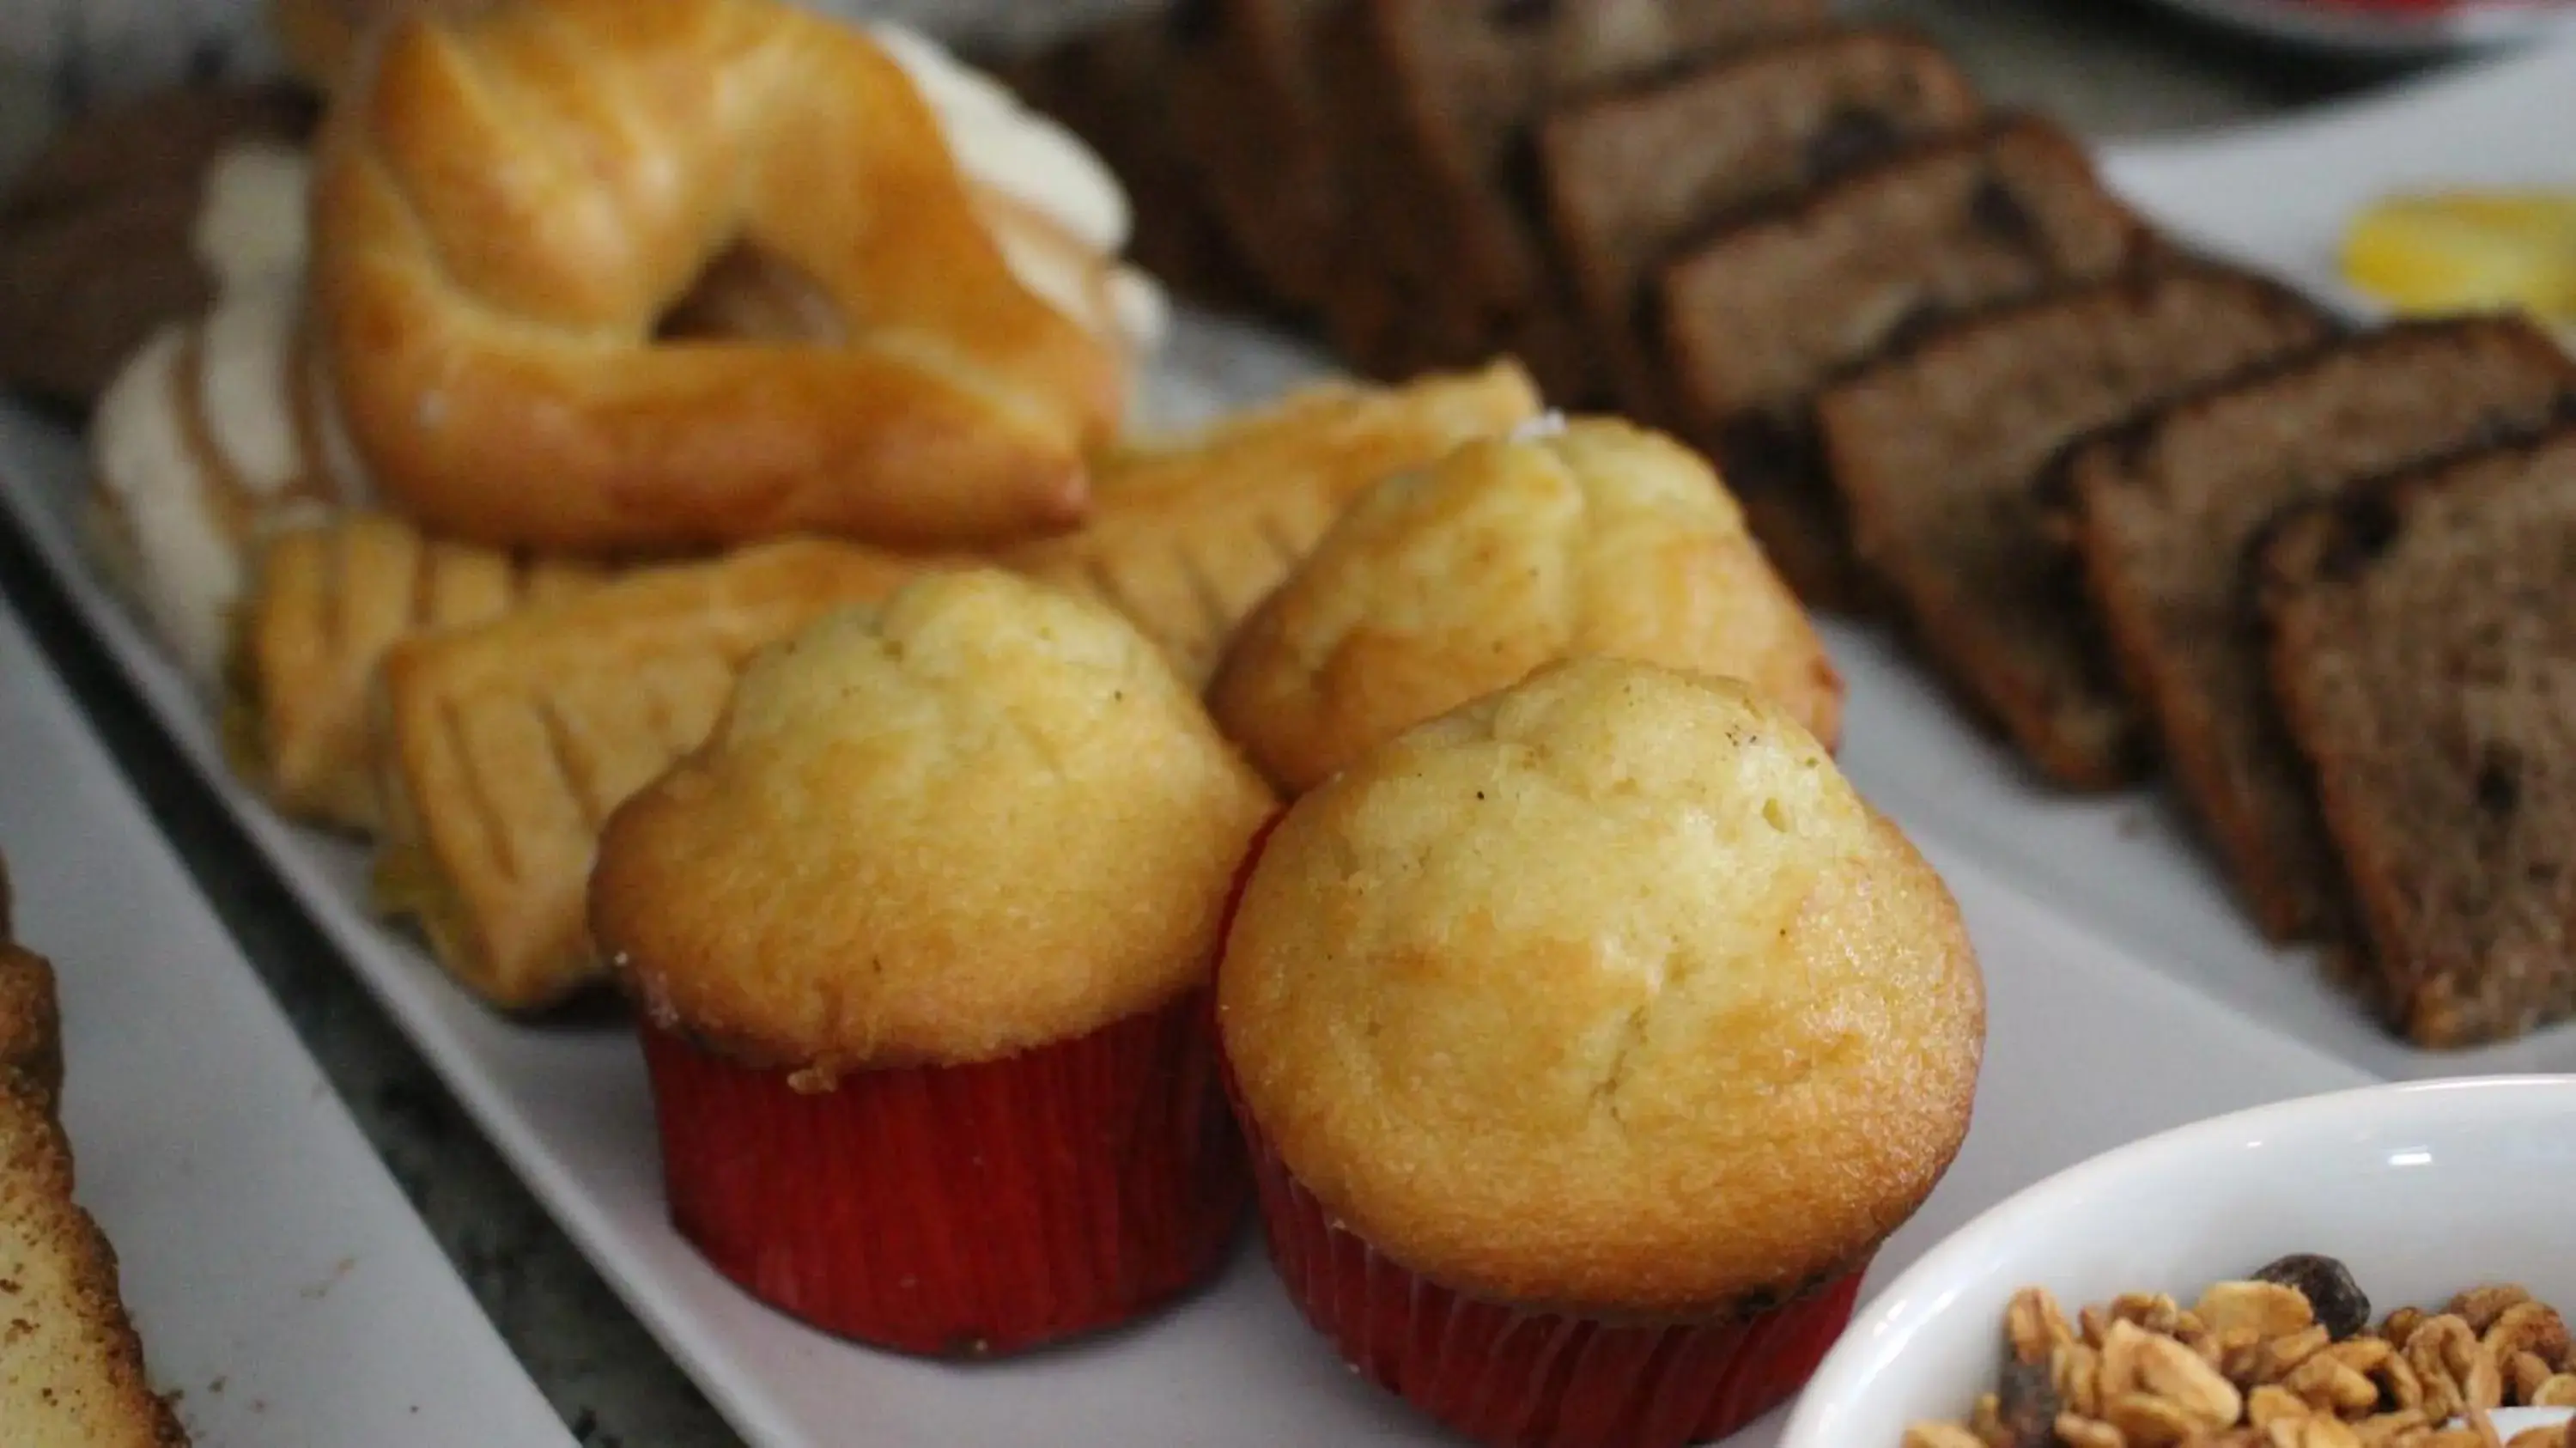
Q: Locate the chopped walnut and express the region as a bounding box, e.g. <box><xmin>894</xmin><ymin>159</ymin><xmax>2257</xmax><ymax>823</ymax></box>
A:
<box><xmin>1903</xmin><ymin>1267</ymin><xmax>2576</xmax><ymax>1448</ymax></box>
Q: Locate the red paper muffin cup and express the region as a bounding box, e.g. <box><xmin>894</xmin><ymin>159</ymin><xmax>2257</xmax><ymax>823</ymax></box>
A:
<box><xmin>640</xmin><ymin>987</ymin><xmax>1248</xmax><ymax>1357</ymax></box>
<box><xmin>1214</xmin><ymin>816</ymin><xmax>1864</xmax><ymax>1448</ymax></box>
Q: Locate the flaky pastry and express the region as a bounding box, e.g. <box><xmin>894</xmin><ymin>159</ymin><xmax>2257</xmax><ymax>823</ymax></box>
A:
<box><xmin>1005</xmin><ymin>361</ymin><xmax>1544</xmax><ymax>684</ymax></box>
<box><xmin>226</xmin><ymin>513</ymin><xmax>609</xmax><ymax>833</ymax></box>
<box><xmin>1210</xmin><ymin>417</ymin><xmax>1842</xmax><ymax>791</ymax></box>
<box><xmin>373</xmin><ymin>539</ymin><xmax>935</xmax><ymax>1012</ymax></box>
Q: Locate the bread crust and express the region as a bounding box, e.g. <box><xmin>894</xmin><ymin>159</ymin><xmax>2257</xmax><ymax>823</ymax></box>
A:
<box><xmin>309</xmin><ymin>0</ymin><xmax>1122</xmax><ymax>552</ymax></box>
<box><xmin>1209</xmin><ymin>417</ymin><xmax>1841</xmax><ymax>793</ymax></box>
<box><xmin>1218</xmin><ymin>659</ymin><xmax>1981</xmax><ymax>1314</ymax></box>
<box><xmin>593</xmin><ymin>570</ymin><xmax>1274</xmax><ymax>1079</ymax></box>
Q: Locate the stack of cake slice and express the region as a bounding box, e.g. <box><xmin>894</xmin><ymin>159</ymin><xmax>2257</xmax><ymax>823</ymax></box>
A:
<box><xmin>2257</xmin><ymin>420</ymin><xmax>2576</xmax><ymax>1046</ymax></box>
<box><xmin>2062</xmin><ymin>318</ymin><xmax>2576</xmax><ymax>943</ymax></box>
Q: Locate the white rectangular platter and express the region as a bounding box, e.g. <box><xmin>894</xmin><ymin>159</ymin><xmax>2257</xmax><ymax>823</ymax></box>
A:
<box><xmin>0</xmin><ymin>599</ymin><xmax>571</xmax><ymax>1446</ymax></box>
<box><xmin>3</xmin><ymin>36</ymin><xmax>2572</xmax><ymax>1448</ymax></box>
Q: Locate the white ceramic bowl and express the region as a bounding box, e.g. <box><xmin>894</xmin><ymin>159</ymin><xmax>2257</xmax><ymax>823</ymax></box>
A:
<box><xmin>1782</xmin><ymin>1076</ymin><xmax>2576</xmax><ymax>1448</ymax></box>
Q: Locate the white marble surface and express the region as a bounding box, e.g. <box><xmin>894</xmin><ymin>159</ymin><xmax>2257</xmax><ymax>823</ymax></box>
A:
<box><xmin>0</xmin><ymin>3</ymin><xmax>2476</xmax><ymax>1445</ymax></box>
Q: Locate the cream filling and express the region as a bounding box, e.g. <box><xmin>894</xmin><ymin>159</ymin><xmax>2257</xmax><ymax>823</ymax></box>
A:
<box><xmin>94</xmin><ymin>329</ymin><xmax>240</xmax><ymax>687</ymax></box>
<box><xmin>866</xmin><ymin>22</ymin><xmax>1169</xmax><ymax>356</ymax></box>
<box><xmin>197</xmin><ymin>280</ymin><xmax>305</xmax><ymax>497</ymax></box>
<box><xmin>866</xmin><ymin>22</ymin><xmax>1130</xmax><ymax>253</ymax></box>
<box><xmin>191</xmin><ymin>142</ymin><xmax>312</xmax><ymax>296</ymax></box>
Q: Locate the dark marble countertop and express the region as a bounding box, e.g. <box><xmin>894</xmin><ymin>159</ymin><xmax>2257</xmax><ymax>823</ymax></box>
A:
<box><xmin>0</xmin><ymin>3</ymin><xmax>2463</xmax><ymax>1443</ymax></box>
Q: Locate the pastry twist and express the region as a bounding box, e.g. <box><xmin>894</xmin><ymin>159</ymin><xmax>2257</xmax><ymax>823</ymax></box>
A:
<box><xmin>310</xmin><ymin>0</ymin><xmax>1125</xmax><ymax>553</ymax></box>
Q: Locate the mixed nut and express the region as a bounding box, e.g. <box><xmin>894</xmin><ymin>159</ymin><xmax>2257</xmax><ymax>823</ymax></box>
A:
<box><xmin>1904</xmin><ymin>1256</ymin><xmax>2576</xmax><ymax>1448</ymax></box>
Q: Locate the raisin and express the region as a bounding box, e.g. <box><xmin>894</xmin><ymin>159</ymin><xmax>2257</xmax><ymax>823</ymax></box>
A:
<box><xmin>2324</xmin><ymin>490</ymin><xmax>2403</xmax><ymax>578</ymax></box>
<box><xmin>1805</xmin><ymin>109</ymin><xmax>1903</xmax><ymax>181</ymax></box>
<box><xmin>1996</xmin><ymin>1358</ymin><xmax>2060</xmax><ymax>1448</ymax></box>
<box><xmin>2476</xmin><ymin>747</ymin><xmax>2522</xmax><ymax>818</ymax></box>
<box><xmin>2254</xmin><ymin>1254</ymin><xmax>2372</xmax><ymax>1340</ymax></box>
<box><xmin>1969</xmin><ymin>176</ymin><xmax>2044</xmax><ymax>250</ymax></box>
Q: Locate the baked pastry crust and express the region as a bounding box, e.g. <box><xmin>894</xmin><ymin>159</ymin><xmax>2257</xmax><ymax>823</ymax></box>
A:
<box><xmin>1005</xmin><ymin>361</ymin><xmax>1542</xmax><ymax>684</ymax></box>
<box><xmin>1209</xmin><ymin>417</ymin><xmax>1841</xmax><ymax>792</ymax></box>
<box><xmin>593</xmin><ymin>569</ymin><xmax>1273</xmax><ymax>1080</ymax></box>
<box><xmin>1218</xmin><ymin>659</ymin><xmax>1982</xmax><ymax>1314</ymax></box>
<box><xmin>373</xmin><ymin>538</ymin><xmax>931</xmax><ymax>1012</ymax></box>
<box><xmin>0</xmin><ymin>910</ymin><xmax>61</xmax><ymax>1109</ymax></box>
<box><xmin>309</xmin><ymin>0</ymin><xmax>1121</xmax><ymax>552</ymax></box>
<box><xmin>226</xmin><ymin>513</ymin><xmax>609</xmax><ymax>833</ymax></box>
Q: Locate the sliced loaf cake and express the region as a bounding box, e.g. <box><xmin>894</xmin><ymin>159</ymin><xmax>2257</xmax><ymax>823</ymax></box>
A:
<box><xmin>1820</xmin><ymin>268</ymin><xmax>2333</xmax><ymax>788</ymax></box>
<box><xmin>1166</xmin><ymin>0</ymin><xmax>1346</xmax><ymax>310</ymax></box>
<box><xmin>2259</xmin><ymin>423</ymin><xmax>2576</xmax><ymax>1047</ymax></box>
<box><xmin>1539</xmin><ymin>26</ymin><xmax>1984</xmax><ymax>423</ymax></box>
<box><xmin>1658</xmin><ymin>116</ymin><xmax>2151</xmax><ymax>608</ymax></box>
<box><xmin>1316</xmin><ymin>0</ymin><xmax>1828</xmax><ymax>396</ymax></box>
<box><xmin>2068</xmin><ymin>318</ymin><xmax>2576</xmax><ymax>941</ymax></box>
<box><xmin>999</xmin><ymin>13</ymin><xmax>1269</xmax><ymax>312</ymax></box>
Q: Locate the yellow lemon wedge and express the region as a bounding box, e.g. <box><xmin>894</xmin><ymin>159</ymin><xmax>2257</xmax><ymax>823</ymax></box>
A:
<box><xmin>2342</xmin><ymin>190</ymin><xmax>2576</xmax><ymax>325</ymax></box>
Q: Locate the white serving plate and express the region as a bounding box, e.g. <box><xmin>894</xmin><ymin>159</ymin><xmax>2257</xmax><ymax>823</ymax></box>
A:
<box><xmin>2137</xmin><ymin>0</ymin><xmax>2576</xmax><ymax>58</ymax></box>
<box><xmin>0</xmin><ymin>40</ymin><xmax>2570</xmax><ymax>1448</ymax></box>
<box><xmin>0</xmin><ymin>601</ymin><xmax>570</xmax><ymax>1446</ymax></box>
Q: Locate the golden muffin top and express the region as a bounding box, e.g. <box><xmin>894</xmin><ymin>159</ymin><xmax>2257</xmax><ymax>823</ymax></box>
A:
<box><xmin>1207</xmin><ymin>417</ymin><xmax>1842</xmax><ymax>793</ymax></box>
<box><xmin>594</xmin><ymin>569</ymin><xmax>1274</xmax><ymax>1082</ymax></box>
<box><xmin>1217</xmin><ymin>657</ymin><xmax>1981</xmax><ymax>1315</ymax></box>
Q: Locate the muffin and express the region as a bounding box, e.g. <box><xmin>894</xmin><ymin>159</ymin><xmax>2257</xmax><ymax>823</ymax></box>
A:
<box><xmin>1207</xmin><ymin>417</ymin><xmax>1841</xmax><ymax>794</ymax></box>
<box><xmin>1216</xmin><ymin>657</ymin><xmax>1983</xmax><ymax>1448</ymax></box>
<box><xmin>592</xmin><ymin>569</ymin><xmax>1276</xmax><ymax>1355</ymax></box>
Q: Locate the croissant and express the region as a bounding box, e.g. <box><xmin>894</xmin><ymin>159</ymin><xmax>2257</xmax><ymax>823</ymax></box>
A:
<box><xmin>309</xmin><ymin>0</ymin><xmax>1128</xmax><ymax>553</ymax></box>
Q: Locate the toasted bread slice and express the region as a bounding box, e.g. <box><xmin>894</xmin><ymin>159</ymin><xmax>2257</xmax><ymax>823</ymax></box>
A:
<box><xmin>1821</xmin><ymin>268</ymin><xmax>2332</xmax><ymax>788</ymax></box>
<box><xmin>0</xmin><ymin>873</ymin><xmax>188</xmax><ymax>1446</ymax></box>
<box><xmin>1004</xmin><ymin>361</ymin><xmax>1544</xmax><ymax>684</ymax></box>
<box><xmin>2260</xmin><ymin>423</ymin><xmax>2576</xmax><ymax>1048</ymax></box>
<box><xmin>372</xmin><ymin>539</ymin><xmax>936</xmax><ymax>1012</ymax></box>
<box><xmin>2067</xmin><ymin>318</ymin><xmax>2576</xmax><ymax>940</ymax></box>
<box><xmin>225</xmin><ymin>514</ymin><xmax>611</xmax><ymax>835</ymax></box>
